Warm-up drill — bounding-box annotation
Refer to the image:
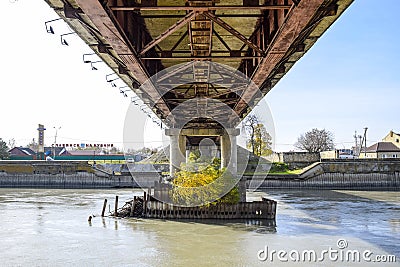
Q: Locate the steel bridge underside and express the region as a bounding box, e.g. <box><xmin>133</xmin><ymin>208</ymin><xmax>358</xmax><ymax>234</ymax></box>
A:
<box><xmin>45</xmin><ymin>0</ymin><xmax>353</xmax><ymax>131</ymax></box>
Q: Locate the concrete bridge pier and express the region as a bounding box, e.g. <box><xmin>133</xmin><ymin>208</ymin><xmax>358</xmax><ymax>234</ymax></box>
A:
<box><xmin>165</xmin><ymin>129</ymin><xmax>186</xmax><ymax>177</ymax></box>
<box><xmin>221</xmin><ymin>128</ymin><xmax>245</xmax><ymax>202</ymax></box>
<box><xmin>220</xmin><ymin>128</ymin><xmax>239</xmax><ymax>174</ymax></box>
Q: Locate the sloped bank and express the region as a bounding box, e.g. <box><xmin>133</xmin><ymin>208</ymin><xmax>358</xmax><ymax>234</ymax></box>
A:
<box><xmin>255</xmin><ymin>159</ymin><xmax>400</xmax><ymax>189</ymax></box>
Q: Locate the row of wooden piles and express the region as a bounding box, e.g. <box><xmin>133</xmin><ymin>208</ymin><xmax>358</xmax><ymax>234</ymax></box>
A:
<box><xmin>106</xmin><ymin>189</ymin><xmax>277</xmax><ymax>220</ymax></box>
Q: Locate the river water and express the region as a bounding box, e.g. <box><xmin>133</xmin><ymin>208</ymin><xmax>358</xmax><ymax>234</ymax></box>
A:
<box><xmin>0</xmin><ymin>188</ymin><xmax>398</xmax><ymax>266</ymax></box>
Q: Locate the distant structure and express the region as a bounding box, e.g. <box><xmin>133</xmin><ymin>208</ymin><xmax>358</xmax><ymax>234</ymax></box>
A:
<box><xmin>8</xmin><ymin>147</ymin><xmax>37</xmax><ymax>160</ymax></box>
<box><xmin>37</xmin><ymin>124</ymin><xmax>46</xmax><ymax>160</ymax></box>
<box><xmin>382</xmin><ymin>130</ymin><xmax>400</xmax><ymax>149</ymax></box>
<box><xmin>359</xmin><ymin>142</ymin><xmax>400</xmax><ymax>159</ymax></box>
<box><xmin>8</xmin><ymin>146</ymin><xmax>146</xmax><ymax>163</ymax></box>
<box><xmin>320</xmin><ymin>149</ymin><xmax>355</xmax><ymax>160</ymax></box>
<box><xmin>321</xmin><ymin>130</ymin><xmax>400</xmax><ymax>160</ymax></box>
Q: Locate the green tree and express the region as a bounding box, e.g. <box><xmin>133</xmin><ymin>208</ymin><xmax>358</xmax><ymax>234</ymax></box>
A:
<box><xmin>0</xmin><ymin>138</ymin><xmax>10</xmax><ymax>159</ymax></box>
<box><xmin>252</xmin><ymin>123</ymin><xmax>272</xmax><ymax>156</ymax></box>
<box><xmin>243</xmin><ymin>115</ymin><xmax>272</xmax><ymax>156</ymax></box>
<box><xmin>295</xmin><ymin>128</ymin><xmax>335</xmax><ymax>152</ymax></box>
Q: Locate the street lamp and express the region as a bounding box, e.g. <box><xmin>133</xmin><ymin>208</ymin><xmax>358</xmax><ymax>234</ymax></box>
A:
<box><xmin>53</xmin><ymin>126</ymin><xmax>61</xmax><ymax>159</ymax></box>
<box><xmin>45</xmin><ymin>18</ymin><xmax>63</xmax><ymax>34</ymax></box>
<box><xmin>82</xmin><ymin>53</ymin><xmax>96</xmax><ymax>63</ymax></box>
<box><xmin>90</xmin><ymin>61</ymin><xmax>103</xmax><ymax>70</ymax></box>
<box><xmin>60</xmin><ymin>32</ymin><xmax>76</xmax><ymax>46</ymax></box>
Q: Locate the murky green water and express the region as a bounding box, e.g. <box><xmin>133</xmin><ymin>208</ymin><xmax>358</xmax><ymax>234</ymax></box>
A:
<box><xmin>0</xmin><ymin>188</ymin><xmax>398</xmax><ymax>266</ymax></box>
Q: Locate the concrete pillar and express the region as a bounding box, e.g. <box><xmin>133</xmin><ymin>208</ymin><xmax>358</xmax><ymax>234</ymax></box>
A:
<box><xmin>220</xmin><ymin>128</ymin><xmax>240</xmax><ymax>174</ymax></box>
<box><xmin>165</xmin><ymin>129</ymin><xmax>186</xmax><ymax>177</ymax></box>
<box><xmin>220</xmin><ymin>128</ymin><xmax>245</xmax><ymax>202</ymax></box>
<box><xmin>220</xmin><ymin>133</ymin><xmax>230</xmax><ymax>170</ymax></box>
<box><xmin>185</xmin><ymin>148</ymin><xmax>190</xmax><ymax>163</ymax></box>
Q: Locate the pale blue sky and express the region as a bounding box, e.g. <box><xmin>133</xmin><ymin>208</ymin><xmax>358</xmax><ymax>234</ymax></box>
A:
<box><xmin>265</xmin><ymin>0</ymin><xmax>400</xmax><ymax>150</ymax></box>
<box><xmin>0</xmin><ymin>0</ymin><xmax>399</xmax><ymax>151</ymax></box>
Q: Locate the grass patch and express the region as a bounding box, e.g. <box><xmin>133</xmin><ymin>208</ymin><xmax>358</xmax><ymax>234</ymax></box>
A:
<box><xmin>268</xmin><ymin>169</ymin><xmax>302</xmax><ymax>175</ymax></box>
<box><xmin>243</xmin><ymin>169</ymin><xmax>302</xmax><ymax>176</ymax></box>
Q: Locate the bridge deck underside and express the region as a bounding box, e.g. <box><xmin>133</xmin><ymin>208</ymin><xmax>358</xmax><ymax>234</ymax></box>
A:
<box><xmin>45</xmin><ymin>0</ymin><xmax>353</xmax><ymax>129</ymax></box>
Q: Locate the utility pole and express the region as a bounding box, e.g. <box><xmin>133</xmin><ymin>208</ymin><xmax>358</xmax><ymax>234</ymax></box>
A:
<box><xmin>363</xmin><ymin>127</ymin><xmax>368</xmax><ymax>158</ymax></box>
<box><xmin>359</xmin><ymin>127</ymin><xmax>368</xmax><ymax>158</ymax></box>
<box><xmin>353</xmin><ymin>131</ymin><xmax>358</xmax><ymax>156</ymax></box>
<box><xmin>53</xmin><ymin>126</ymin><xmax>61</xmax><ymax>159</ymax></box>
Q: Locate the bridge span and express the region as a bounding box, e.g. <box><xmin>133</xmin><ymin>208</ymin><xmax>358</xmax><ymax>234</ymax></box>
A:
<box><xmin>44</xmin><ymin>0</ymin><xmax>353</xmax><ymax>180</ymax></box>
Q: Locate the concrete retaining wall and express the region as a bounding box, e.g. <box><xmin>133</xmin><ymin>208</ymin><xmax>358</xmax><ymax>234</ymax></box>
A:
<box><xmin>257</xmin><ymin>172</ymin><xmax>400</xmax><ymax>189</ymax></box>
<box><xmin>0</xmin><ymin>172</ymin><xmax>139</xmax><ymax>189</ymax></box>
<box><xmin>1</xmin><ymin>159</ymin><xmax>400</xmax><ymax>190</ymax></box>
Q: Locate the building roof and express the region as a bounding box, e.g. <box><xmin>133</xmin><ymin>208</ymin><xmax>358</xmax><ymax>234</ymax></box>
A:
<box><xmin>365</xmin><ymin>142</ymin><xmax>400</xmax><ymax>153</ymax></box>
<box><xmin>384</xmin><ymin>130</ymin><xmax>400</xmax><ymax>139</ymax></box>
<box><xmin>9</xmin><ymin>147</ymin><xmax>36</xmax><ymax>156</ymax></box>
<box><xmin>44</xmin><ymin>147</ymin><xmax>69</xmax><ymax>156</ymax></box>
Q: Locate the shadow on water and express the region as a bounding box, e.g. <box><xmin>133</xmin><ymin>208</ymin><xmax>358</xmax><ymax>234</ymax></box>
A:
<box><xmin>156</xmin><ymin>218</ymin><xmax>277</xmax><ymax>234</ymax></box>
<box><xmin>107</xmin><ymin>216</ymin><xmax>277</xmax><ymax>234</ymax></box>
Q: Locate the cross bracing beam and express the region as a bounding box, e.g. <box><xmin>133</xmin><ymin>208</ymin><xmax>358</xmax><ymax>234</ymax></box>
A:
<box><xmin>109</xmin><ymin>5</ymin><xmax>293</xmax><ymax>11</ymax></box>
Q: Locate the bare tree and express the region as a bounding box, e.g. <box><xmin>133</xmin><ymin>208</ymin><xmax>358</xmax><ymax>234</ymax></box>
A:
<box><xmin>7</xmin><ymin>138</ymin><xmax>15</xmax><ymax>149</ymax></box>
<box><xmin>27</xmin><ymin>138</ymin><xmax>38</xmax><ymax>152</ymax></box>
<box><xmin>295</xmin><ymin>128</ymin><xmax>335</xmax><ymax>152</ymax></box>
<box><xmin>243</xmin><ymin>114</ymin><xmax>259</xmax><ymax>155</ymax></box>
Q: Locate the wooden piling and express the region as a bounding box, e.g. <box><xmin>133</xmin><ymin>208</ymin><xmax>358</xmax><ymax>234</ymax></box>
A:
<box><xmin>143</xmin><ymin>191</ymin><xmax>147</xmax><ymax>217</ymax></box>
<box><xmin>101</xmin><ymin>198</ymin><xmax>107</xmax><ymax>217</ymax></box>
<box><xmin>130</xmin><ymin>196</ymin><xmax>136</xmax><ymax>217</ymax></box>
<box><xmin>114</xmin><ymin>195</ymin><xmax>119</xmax><ymax>217</ymax></box>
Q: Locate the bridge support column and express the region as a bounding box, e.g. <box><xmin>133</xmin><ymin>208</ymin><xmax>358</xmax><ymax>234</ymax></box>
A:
<box><xmin>165</xmin><ymin>129</ymin><xmax>186</xmax><ymax>177</ymax></box>
<box><xmin>220</xmin><ymin>129</ymin><xmax>238</xmax><ymax>174</ymax></box>
<box><xmin>221</xmin><ymin>128</ymin><xmax>245</xmax><ymax>202</ymax></box>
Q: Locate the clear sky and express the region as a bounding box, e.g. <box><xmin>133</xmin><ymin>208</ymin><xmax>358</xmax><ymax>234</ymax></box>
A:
<box><xmin>0</xmin><ymin>0</ymin><xmax>399</xmax><ymax>152</ymax></box>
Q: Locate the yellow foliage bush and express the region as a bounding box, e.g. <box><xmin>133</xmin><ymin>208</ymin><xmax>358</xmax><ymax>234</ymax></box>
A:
<box><xmin>172</xmin><ymin>162</ymin><xmax>240</xmax><ymax>206</ymax></box>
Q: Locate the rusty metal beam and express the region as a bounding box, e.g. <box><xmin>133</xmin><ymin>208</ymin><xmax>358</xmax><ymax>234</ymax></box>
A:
<box><xmin>75</xmin><ymin>0</ymin><xmax>171</xmax><ymax>118</ymax></box>
<box><xmin>170</xmin><ymin>30</ymin><xmax>188</xmax><ymax>52</ymax></box>
<box><xmin>141</xmin><ymin>56</ymin><xmax>262</xmax><ymax>60</ymax></box>
<box><xmin>203</xmin><ymin>12</ymin><xmax>265</xmax><ymax>56</ymax></box>
<box><xmin>140</xmin><ymin>11</ymin><xmax>197</xmax><ymax>55</ymax></box>
<box><xmin>292</xmin><ymin>0</ymin><xmax>300</xmax><ymax>6</ymax></box>
<box><xmin>138</xmin><ymin>14</ymin><xmax>271</xmax><ymax>18</ymax></box>
<box><xmin>234</xmin><ymin>0</ymin><xmax>325</xmax><ymax>115</ymax></box>
<box><xmin>75</xmin><ymin>0</ymin><xmax>148</xmax><ymax>82</ymax></box>
<box><xmin>110</xmin><ymin>5</ymin><xmax>293</xmax><ymax>11</ymax></box>
<box><xmin>213</xmin><ymin>29</ymin><xmax>231</xmax><ymax>52</ymax></box>
<box><xmin>155</xmin><ymin>50</ymin><xmax>237</xmax><ymax>53</ymax></box>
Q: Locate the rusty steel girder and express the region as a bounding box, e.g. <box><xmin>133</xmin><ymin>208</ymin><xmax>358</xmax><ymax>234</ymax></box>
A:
<box><xmin>44</xmin><ymin>0</ymin><xmax>354</xmax><ymax>127</ymax></box>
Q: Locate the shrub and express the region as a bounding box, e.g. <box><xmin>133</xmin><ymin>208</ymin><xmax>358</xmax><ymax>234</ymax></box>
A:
<box><xmin>171</xmin><ymin>162</ymin><xmax>240</xmax><ymax>206</ymax></box>
<box><xmin>270</xmin><ymin>162</ymin><xmax>289</xmax><ymax>172</ymax></box>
